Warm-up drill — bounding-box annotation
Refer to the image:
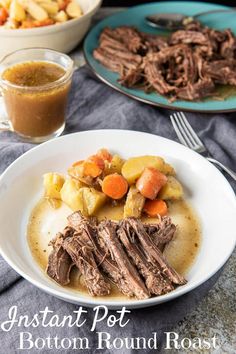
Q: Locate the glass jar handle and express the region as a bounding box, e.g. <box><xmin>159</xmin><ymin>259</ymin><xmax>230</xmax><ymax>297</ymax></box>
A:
<box><xmin>0</xmin><ymin>88</ymin><xmax>11</xmax><ymax>132</ymax></box>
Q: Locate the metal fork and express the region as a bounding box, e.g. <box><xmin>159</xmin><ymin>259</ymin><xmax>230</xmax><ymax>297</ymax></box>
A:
<box><xmin>170</xmin><ymin>111</ymin><xmax>236</xmax><ymax>182</ymax></box>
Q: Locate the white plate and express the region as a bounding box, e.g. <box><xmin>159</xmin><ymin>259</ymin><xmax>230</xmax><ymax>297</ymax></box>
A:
<box><xmin>0</xmin><ymin>130</ymin><xmax>235</xmax><ymax>309</ymax></box>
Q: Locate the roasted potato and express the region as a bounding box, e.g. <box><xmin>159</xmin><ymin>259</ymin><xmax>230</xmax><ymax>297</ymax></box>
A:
<box><xmin>61</xmin><ymin>178</ymin><xmax>106</xmax><ymax>215</ymax></box>
<box><xmin>60</xmin><ymin>178</ymin><xmax>86</xmax><ymax>213</ymax></box>
<box><xmin>124</xmin><ymin>185</ymin><xmax>145</xmax><ymax>218</ymax></box>
<box><xmin>10</xmin><ymin>0</ymin><xmax>26</xmax><ymax>21</ymax></box>
<box><xmin>0</xmin><ymin>0</ymin><xmax>11</xmax><ymax>9</ymax></box>
<box><xmin>104</xmin><ymin>154</ymin><xmax>125</xmax><ymax>175</ymax></box>
<box><xmin>2</xmin><ymin>0</ymin><xmax>83</xmax><ymax>29</ymax></box>
<box><xmin>36</xmin><ymin>0</ymin><xmax>59</xmax><ymax>16</ymax></box>
<box><xmin>47</xmin><ymin>198</ymin><xmax>62</xmax><ymax>209</ymax></box>
<box><xmin>54</xmin><ymin>9</ymin><xmax>67</xmax><ymax>22</ymax></box>
<box><xmin>82</xmin><ymin>188</ymin><xmax>107</xmax><ymax>216</ymax></box>
<box><xmin>158</xmin><ymin>176</ymin><xmax>183</xmax><ymax>200</ymax></box>
<box><xmin>66</xmin><ymin>0</ymin><xmax>82</xmax><ymax>18</ymax></box>
<box><xmin>68</xmin><ymin>161</ymin><xmax>84</xmax><ymax>179</ymax></box>
<box><xmin>43</xmin><ymin>172</ymin><xmax>65</xmax><ymax>199</ymax></box>
<box><xmin>161</xmin><ymin>162</ymin><xmax>175</xmax><ymax>176</ymax></box>
<box><xmin>19</xmin><ymin>0</ymin><xmax>49</xmax><ymax>21</ymax></box>
<box><xmin>122</xmin><ymin>155</ymin><xmax>171</xmax><ymax>185</ymax></box>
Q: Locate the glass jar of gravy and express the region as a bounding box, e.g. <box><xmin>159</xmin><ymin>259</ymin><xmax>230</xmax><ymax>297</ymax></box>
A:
<box><xmin>0</xmin><ymin>48</ymin><xmax>73</xmax><ymax>143</ymax></box>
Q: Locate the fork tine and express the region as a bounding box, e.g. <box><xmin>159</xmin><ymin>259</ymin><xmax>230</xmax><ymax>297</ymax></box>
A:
<box><xmin>170</xmin><ymin>113</ymin><xmax>192</xmax><ymax>148</ymax></box>
<box><xmin>173</xmin><ymin>113</ymin><xmax>195</xmax><ymax>148</ymax></box>
<box><xmin>176</xmin><ymin>112</ymin><xmax>196</xmax><ymax>148</ymax></box>
<box><xmin>179</xmin><ymin>112</ymin><xmax>204</xmax><ymax>147</ymax></box>
<box><xmin>170</xmin><ymin>114</ymin><xmax>186</xmax><ymax>144</ymax></box>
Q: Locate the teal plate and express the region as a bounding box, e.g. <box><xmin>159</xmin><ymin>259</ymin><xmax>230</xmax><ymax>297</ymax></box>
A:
<box><xmin>84</xmin><ymin>1</ymin><xmax>236</xmax><ymax>113</ymax></box>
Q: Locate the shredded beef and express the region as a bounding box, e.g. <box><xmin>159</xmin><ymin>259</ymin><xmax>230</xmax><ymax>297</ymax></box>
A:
<box><xmin>93</xmin><ymin>22</ymin><xmax>236</xmax><ymax>101</ymax></box>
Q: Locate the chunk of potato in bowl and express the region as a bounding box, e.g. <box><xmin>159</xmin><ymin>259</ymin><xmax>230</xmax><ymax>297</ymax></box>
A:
<box><xmin>0</xmin><ymin>0</ymin><xmax>102</xmax><ymax>56</ymax></box>
<box><xmin>0</xmin><ymin>0</ymin><xmax>83</xmax><ymax>29</ymax></box>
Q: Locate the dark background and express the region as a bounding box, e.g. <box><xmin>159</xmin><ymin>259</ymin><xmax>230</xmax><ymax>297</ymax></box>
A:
<box><xmin>103</xmin><ymin>1</ymin><xmax>233</xmax><ymax>7</ymax></box>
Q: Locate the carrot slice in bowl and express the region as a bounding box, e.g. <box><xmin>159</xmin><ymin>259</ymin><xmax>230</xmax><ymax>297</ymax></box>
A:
<box><xmin>102</xmin><ymin>173</ymin><xmax>128</xmax><ymax>200</ymax></box>
<box><xmin>143</xmin><ymin>199</ymin><xmax>168</xmax><ymax>217</ymax></box>
<box><xmin>136</xmin><ymin>167</ymin><xmax>167</xmax><ymax>200</ymax></box>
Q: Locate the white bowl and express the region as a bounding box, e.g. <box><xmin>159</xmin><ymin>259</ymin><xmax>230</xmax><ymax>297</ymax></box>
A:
<box><xmin>0</xmin><ymin>0</ymin><xmax>102</xmax><ymax>58</ymax></box>
<box><xmin>0</xmin><ymin>130</ymin><xmax>235</xmax><ymax>309</ymax></box>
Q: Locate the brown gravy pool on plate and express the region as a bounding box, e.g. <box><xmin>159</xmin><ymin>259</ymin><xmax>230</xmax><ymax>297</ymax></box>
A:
<box><xmin>27</xmin><ymin>199</ymin><xmax>201</xmax><ymax>300</ymax></box>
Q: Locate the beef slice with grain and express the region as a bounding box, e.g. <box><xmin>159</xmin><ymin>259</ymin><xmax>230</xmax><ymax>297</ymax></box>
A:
<box><xmin>68</xmin><ymin>211</ymin><xmax>134</xmax><ymax>297</ymax></box>
<box><xmin>98</xmin><ymin>220</ymin><xmax>150</xmax><ymax>300</ymax></box>
<box><xmin>63</xmin><ymin>232</ymin><xmax>111</xmax><ymax>297</ymax></box>
<box><xmin>126</xmin><ymin>218</ymin><xmax>187</xmax><ymax>285</ymax></box>
<box><xmin>118</xmin><ymin>224</ymin><xmax>174</xmax><ymax>295</ymax></box>
<box><xmin>47</xmin><ymin>227</ymin><xmax>75</xmax><ymax>286</ymax></box>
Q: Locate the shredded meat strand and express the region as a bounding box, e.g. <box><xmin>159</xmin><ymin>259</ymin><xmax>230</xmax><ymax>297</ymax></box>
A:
<box><xmin>93</xmin><ymin>23</ymin><xmax>236</xmax><ymax>101</ymax></box>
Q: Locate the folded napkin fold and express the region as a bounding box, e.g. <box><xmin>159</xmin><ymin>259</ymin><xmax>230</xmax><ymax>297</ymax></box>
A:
<box><xmin>0</xmin><ymin>66</ymin><xmax>235</xmax><ymax>353</ymax></box>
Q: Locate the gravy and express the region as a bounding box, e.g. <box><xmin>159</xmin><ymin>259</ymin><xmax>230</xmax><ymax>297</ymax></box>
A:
<box><xmin>2</xmin><ymin>61</ymin><xmax>70</xmax><ymax>137</ymax></box>
<box><xmin>3</xmin><ymin>61</ymin><xmax>65</xmax><ymax>87</ymax></box>
<box><xmin>27</xmin><ymin>199</ymin><xmax>201</xmax><ymax>299</ymax></box>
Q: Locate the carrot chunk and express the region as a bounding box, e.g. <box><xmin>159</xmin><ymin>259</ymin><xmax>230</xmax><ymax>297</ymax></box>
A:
<box><xmin>20</xmin><ymin>19</ymin><xmax>54</xmax><ymax>29</ymax></box>
<box><xmin>97</xmin><ymin>148</ymin><xmax>113</xmax><ymax>162</ymax></box>
<box><xmin>136</xmin><ymin>167</ymin><xmax>167</xmax><ymax>200</ymax></box>
<box><xmin>88</xmin><ymin>155</ymin><xmax>105</xmax><ymax>170</ymax></box>
<box><xmin>143</xmin><ymin>199</ymin><xmax>168</xmax><ymax>217</ymax></box>
<box><xmin>102</xmin><ymin>173</ymin><xmax>128</xmax><ymax>199</ymax></box>
<box><xmin>81</xmin><ymin>155</ymin><xmax>104</xmax><ymax>178</ymax></box>
<box><xmin>0</xmin><ymin>8</ymin><xmax>8</xmax><ymax>25</ymax></box>
<box><xmin>34</xmin><ymin>19</ymin><xmax>54</xmax><ymax>27</ymax></box>
<box><xmin>83</xmin><ymin>161</ymin><xmax>101</xmax><ymax>178</ymax></box>
<box><xmin>69</xmin><ymin>155</ymin><xmax>105</xmax><ymax>179</ymax></box>
<box><xmin>59</xmin><ymin>0</ymin><xmax>71</xmax><ymax>11</ymax></box>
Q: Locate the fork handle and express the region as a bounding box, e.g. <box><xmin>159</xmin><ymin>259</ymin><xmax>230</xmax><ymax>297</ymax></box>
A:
<box><xmin>207</xmin><ymin>157</ymin><xmax>236</xmax><ymax>182</ymax></box>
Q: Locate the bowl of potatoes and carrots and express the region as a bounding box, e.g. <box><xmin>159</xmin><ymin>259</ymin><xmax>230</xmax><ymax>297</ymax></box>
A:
<box><xmin>43</xmin><ymin>148</ymin><xmax>184</xmax><ymax>219</ymax></box>
<box><xmin>0</xmin><ymin>0</ymin><xmax>102</xmax><ymax>57</ymax></box>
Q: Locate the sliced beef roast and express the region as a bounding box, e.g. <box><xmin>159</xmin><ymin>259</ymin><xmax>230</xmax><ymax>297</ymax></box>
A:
<box><xmin>68</xmin><ymin>212</ymin><xmax>134</xmax><ymax>297</ymax></box>
<box><xmin>46</xmin><ymin>227</ymin><xmax>74</xmax><ymax>286</ymax></box>
<box><xmin>144</xmin><ymin>216</ymin><xmax>176</xmax><ymax>249</ymax></box>
<box><xmin>47</xmin><ymin>211</ymin><xmax>186</xmax><ymax>299</ymax></box>
<box><xmin>117</xmin><ymin>224</ymin><xmax>174</xmax><ymax>295</ymax></box>
<box><xmin>98</xmin><ymin>220</ymin><xmax>150</xmax><ymax>300</ymax></box>
<box><xmin>124</xmin><ymin>218</ymin><xmax>187</xmax><ymax>285</ymax></box>
<box><xmin>63</xmin><ymin>232</ymin><xmax>111</xmax><ymax>297</ymax></box>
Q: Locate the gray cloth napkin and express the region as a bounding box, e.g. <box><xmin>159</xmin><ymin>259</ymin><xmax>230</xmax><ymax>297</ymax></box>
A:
<box><xmin>0</xmin><ymin>66</ymin><xmax>235</xmax><ymax>354</ymax></box>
